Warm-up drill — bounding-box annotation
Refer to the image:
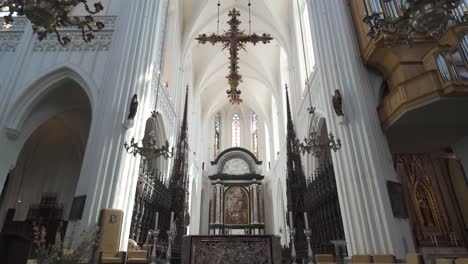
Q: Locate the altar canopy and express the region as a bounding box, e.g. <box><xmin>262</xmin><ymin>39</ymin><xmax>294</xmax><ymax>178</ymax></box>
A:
<box><xmin>207</xmin><ymin>148</ymin><xmax>265</xmax><ymax>235</ymax></box>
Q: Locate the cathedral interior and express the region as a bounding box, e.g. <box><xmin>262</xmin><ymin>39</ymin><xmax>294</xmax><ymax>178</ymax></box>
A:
<box><xmin>0</xmin><ymin>0</ymin><xmax>467</xmax><ymax>263</ymax></box>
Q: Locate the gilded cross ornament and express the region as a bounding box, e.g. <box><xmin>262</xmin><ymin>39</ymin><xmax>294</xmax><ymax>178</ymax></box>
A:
<box><xmin>196</xmin><ymin>8</ymin><xmax>273</xmax><ymax>104</ymax></box>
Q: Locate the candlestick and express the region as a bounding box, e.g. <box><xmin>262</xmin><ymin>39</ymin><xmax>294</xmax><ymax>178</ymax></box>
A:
<box><xmin>170</xmin><ymin>211</ymin><xmax>175</xmax><ymax>229</ymax></box>
<box><xmin>304</xmin><ymin>212</ymin><xmax>309</xmax><ymax>230</ymax></box>
<box><xmin>304</xmin><ymin>229</ymin><xmax>314</xmax><ymax>264</ymax></box>
<box><xmin>150</xmin><ymin>229</ymin><xmax>160</xmax><ymax>264</ymax></box>
<box><xmin>154</xmin><ymin>212</ymin><xmax>159</xmax><ymax>230</ymax></box>
<box><xmin>288</xmin><ymin>211</ymin><xmax>294</xmax><ymax>228</ymax></box>
<box><xmin>289</xmin><ymin>228</ymin><xmax>297</xmax><ymax>264</ymax></box>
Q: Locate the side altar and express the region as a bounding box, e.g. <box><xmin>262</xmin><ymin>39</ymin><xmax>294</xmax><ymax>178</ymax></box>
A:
<box><xmin>207</xmin><ymin>148</ymin><xmax>266</xmax><ymax>235</ymax></box>
<box><xmin>181</xmin><ymin>235</ymin><xmax>282</xmax><ymax>264</ymax></box>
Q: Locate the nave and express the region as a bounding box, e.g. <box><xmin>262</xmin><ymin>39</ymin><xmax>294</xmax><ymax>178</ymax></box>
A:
<box><xmin>0</xmin><ymin>0</ymin><xmax>467</xmax><ymax>263</ymax></box>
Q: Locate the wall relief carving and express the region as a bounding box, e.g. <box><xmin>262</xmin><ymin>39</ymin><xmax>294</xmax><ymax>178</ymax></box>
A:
<box><xmin>222</xmin><ymin>158</ymin><xmax>250</xmax><ymax>175</ymax></box>
<box><xmin>192</xmin><ymin>239</ymin><xmax>270</xmax><ymax>264</ymax></box>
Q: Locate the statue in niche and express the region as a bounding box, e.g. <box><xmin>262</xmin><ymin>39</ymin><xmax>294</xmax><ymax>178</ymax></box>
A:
<box><xmin>416</xmin><ymin>189</ymin><xmax>436</xmax><ymax>228</ymax></box>
<box><xmin>224</xmin><ymin>187</ymin><xmax>249</xmax><ymax>225</ymax></box>
<box><xmin>127</xmin><ymin>94</ymin><xmax>139</xmax><ymax>120</ymax></box>
<box><xmin>332</xmin><ymin>89</ymin><xmax>344</xmax><ymax>116</ymax></box>
<box><xmin>222</xmin><ymin>158</ymin><xmax>250</xmax><ymax>175</ymax></box>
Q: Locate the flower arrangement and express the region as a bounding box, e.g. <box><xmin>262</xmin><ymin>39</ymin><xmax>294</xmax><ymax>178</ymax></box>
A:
<box><xmin>32</xmin><ymin>222</ymin><xmax>100</xmax><ymax>264</ymax></box>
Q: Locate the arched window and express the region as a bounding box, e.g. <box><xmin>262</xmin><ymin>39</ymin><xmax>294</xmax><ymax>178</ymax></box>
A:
<box><xmin>251</xmin><ymin>112</ymin><xmax>259</xmax><ymax>157</ymax></box>
<box><xmin>214</xmin><ymin>113</ymin><xmax>221</xmax><ymax>158</ymax></box>
<box><xmin>232</xmin><ymin>113</ymin><xmax>241</xmax><ymax>147</ymax></box>
<box><xmin>294</xmin><ymin>0</ymin><xmax>315</xmax><ymax>90</ymax></box>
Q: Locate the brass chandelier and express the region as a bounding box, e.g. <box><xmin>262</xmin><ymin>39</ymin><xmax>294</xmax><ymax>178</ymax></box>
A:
<box><xmin>296</xmin><ymin>132</ymin><xmax>342</xmax><ymax>157</ymax></box>
<box><xmin>1</xmin><ymin>0</ymin><xmax>105</xmax><ymax>45</ymax></box>
<box><xmin>363</xmin><ymin>0</ymin><xmax>468</xmax><ymax>47</ymax></box>
<box><xmin>295</xmin><ymin>109</ymin><xmax>342</xmax><ymax>157</ymax></box>
<box><xmin>124</xmin><ymin>127</ymin><xmax>175</xmax><ymax>160</ymax></box>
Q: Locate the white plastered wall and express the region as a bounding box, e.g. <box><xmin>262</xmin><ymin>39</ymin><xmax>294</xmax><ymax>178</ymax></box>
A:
<box><xmin>0</xmin><ymin>0</ymin><xmax>187</xmax><ymax>250</ymax></box>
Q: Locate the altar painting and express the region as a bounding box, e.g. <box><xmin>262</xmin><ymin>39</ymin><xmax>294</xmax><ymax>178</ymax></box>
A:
<box><xmin>224</xmin><ymin>187</ymin><xmax>249</xmax><ymax>225</ymax></box>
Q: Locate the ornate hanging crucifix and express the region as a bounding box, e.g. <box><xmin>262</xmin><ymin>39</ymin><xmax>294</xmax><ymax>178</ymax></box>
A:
<box><xmin>196</xmin><ymin>9</ymin><xmax>273</xmax><ymax>104</ymax></box>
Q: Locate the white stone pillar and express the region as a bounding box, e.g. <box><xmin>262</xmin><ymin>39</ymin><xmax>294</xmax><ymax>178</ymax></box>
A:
<box><xmin>69</xmin><ymin>0</ymin><xmax>169</xmax><ymax>250</ymax></box>
<box><xmin>306</xmin><ymin>0</ymin><xmax>414</xmax><ymax>258</ymax></box>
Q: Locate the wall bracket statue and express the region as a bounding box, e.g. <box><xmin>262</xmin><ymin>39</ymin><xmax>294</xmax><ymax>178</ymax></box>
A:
<box><xmin>125</xmin><ymin>94</ymin><xmax>139</xmax><ymax>129</ymax></box>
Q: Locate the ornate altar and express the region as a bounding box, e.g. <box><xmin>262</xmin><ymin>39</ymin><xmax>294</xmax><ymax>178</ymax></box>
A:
<box><xmin>208</xmin><ymin>148</ymin><xmax>265</xmax><ymax>235</ymax></box>
<box><xmin>181</xmin><ymin>235</ymin><xmax>282</xmax><ymax>264</ymax></box>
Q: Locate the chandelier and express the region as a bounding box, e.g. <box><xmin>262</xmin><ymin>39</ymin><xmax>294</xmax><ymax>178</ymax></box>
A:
<box><xmin>1</xmin><ymin>0</ymin><xmax>105</xmax><ymax>45</ymax></box>
<box><xmin>296</xmin><ymin>131</ymin><xmax>342</xmax><ymax>157</ymax></box>
<box><xmin>295</xmin><ymin>109</ymin><xmax>342</xmax><ymax>157</ymax></box>
<box><xmin>363</xmin><ymin>0</ymin><xmax>468</xmax><ymax>47</ymax></box>
<box><xmin>124</xmin><ymin>133</ymin><xmax>174</xmax><ymax>160</ymax></box>
<box><xmin>124</xmin><ymin>112</ymin><xmax>175</xmax><ymax>160</ymax></box>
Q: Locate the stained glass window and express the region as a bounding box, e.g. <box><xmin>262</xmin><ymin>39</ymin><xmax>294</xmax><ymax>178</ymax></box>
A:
<box><xmin>251</xmin><ymin>112</ymin><xmax>259</xmax><ymax>157</ymax></box>
<box><xmin>294</xmin><ymin>0</ymin><xmax>315</xmax><ymax>91</ymax></box>
<box><xmin>232</xmin><ymin>113</ymin><xmax>241</xmax><ymax>147</ymax></box>
<box><xmin>214</xmin><ymin>113</ymin><xmax>221</xmax><ymax>158</ymax></box>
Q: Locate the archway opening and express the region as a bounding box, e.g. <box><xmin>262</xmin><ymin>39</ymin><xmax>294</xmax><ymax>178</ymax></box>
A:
<box><xmin>0</xmin><ymin>80</ymin><xmax>92</xmax><ymax>255</ymax></box>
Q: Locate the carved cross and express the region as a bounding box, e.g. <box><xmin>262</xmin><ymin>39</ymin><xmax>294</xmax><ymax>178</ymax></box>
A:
<box><xmin>196</xmin><ymin>9</ymin><xmax>273</xmax><ymax>104</ymax></box>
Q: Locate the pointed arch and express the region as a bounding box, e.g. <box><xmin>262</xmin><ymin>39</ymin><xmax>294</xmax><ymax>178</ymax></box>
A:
<box><xmin>5</xmin><ymin>65</ymin><xmax>97</xmax><ymax>138</ymax></box>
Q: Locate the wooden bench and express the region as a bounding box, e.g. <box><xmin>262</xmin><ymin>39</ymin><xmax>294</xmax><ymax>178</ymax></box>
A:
<box><xmin>373</xmin><ymin>255</ymin><xmax>395</xmax><ymax>263</ymax></box>
<box><xmin>315</xmin><ymin>254</ymin><xmax>334</xmax><ymax>264</ymax></box>
<box><xmin>352</xmin><ymin>255</ymin><xmax>372</xmax><ymax>263</ymax></box>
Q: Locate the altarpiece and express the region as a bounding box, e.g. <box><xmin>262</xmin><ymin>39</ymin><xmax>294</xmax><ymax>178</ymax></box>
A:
<box><xmin>208</xmin><ymin>148</ymin><xmax>265</xmax><ymax>235</ymax></box>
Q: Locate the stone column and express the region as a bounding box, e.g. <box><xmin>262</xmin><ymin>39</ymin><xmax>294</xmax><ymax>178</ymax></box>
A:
<box><xmin>249</xmin><ymin>186</ymin><xmax>254</xmax><ymax>224</ymax></box>
<box><xmin>210</xmin><ymin>186</ymin><xmax>216</xmax><ymax>225</ymax></box>
<box><xmin>252</xmin><ymin>184</ymin><xmax>259</xmax><ymax>224</ymax></box>
<box><xmin>305</xmin><ymin>0</ymin><xmax>414</xmax><ymax>258</ymax></box>
<box><xmin>258</xmin><ymin>186</ymin><xmax>265</xmax><ymax>224</ymax></box>
<box><xmin>215</xmin><ymin>184</ymin><xmax>222</xmax><ymax>224</ymax></box>
<box><xmin>67</xmin><ymin>0</ymin><xmax>170</xmax><ymax>250</ymax></box>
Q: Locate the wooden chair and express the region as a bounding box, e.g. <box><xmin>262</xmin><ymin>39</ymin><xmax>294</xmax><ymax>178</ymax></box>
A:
<box><xmin>126</xmin><ymin>250</ymin><xmax>148</xmax><ymax>264</ymax></box>
<box><xmin>126</xmin><ymin>239</ymin><xmax>148</xmax><ymax>264</ymax></box>
<box><xmin>99</xmin><ymin>251</ymin><xmax>127</xmax><ymax>264</ymax></box>
<box><xmin>352</xmin><ymin>255</ymin><xmax>373</xmax><ymax>263</ymax></box>
<box><xmin>98</xmin><ymin>209</ymin><xmax>126</xmax><ymax>264</ymax></box>
<box><xmin>407</xmin><ymin>253</ymin><xmax>424</xmax><ymax>264</ymax></box>
<box><xmin>455</xmin><ymin>259</ymin><xmax>468</xmax><ymax>264</ymax></box>
<box><xmin>373</xmin><ymin>255</ymin><xmax>395</xmax><ymax>263</ymax></box>
<box><xmin>0</xmin><ymin>233</ymin><xmax>31</xmax><ymax>264</ymax></box>
<box><xmin>315</xmin><ymin>254</ymin><xmax>334</xmax><ymax>264</ymax></box>
<box><xmin>436</xmin><ymin>259</ymin><xmax>455</xmax><ymax>264</ymax></box>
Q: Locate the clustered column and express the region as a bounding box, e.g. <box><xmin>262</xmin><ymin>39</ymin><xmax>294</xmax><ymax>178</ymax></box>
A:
<box><xmin>306</xmin><ymin>0</ymin><xmax>414</xmax><ymax>258</ymax></box>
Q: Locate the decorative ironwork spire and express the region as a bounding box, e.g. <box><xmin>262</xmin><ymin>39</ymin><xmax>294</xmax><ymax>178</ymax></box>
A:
<box><xmin>169</xmin><ymin>86</ymin><xmax>190</xmax><ymax>248</ymax></box>
<box><xmin>284</xmin><ymin>85</ymin><xmax>307</xmax><ymax>253</ymax></box>
<box><xmin>170</xmin><ymin>86</ymin><xmax>190</xmax><ymax>203</ymax></box>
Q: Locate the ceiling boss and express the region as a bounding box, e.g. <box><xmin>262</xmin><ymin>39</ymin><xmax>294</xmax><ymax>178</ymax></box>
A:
<box><xmin>196</xmin><ymin>1</ymin><xmax>273</xmax><ymax>105</ymax></box>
